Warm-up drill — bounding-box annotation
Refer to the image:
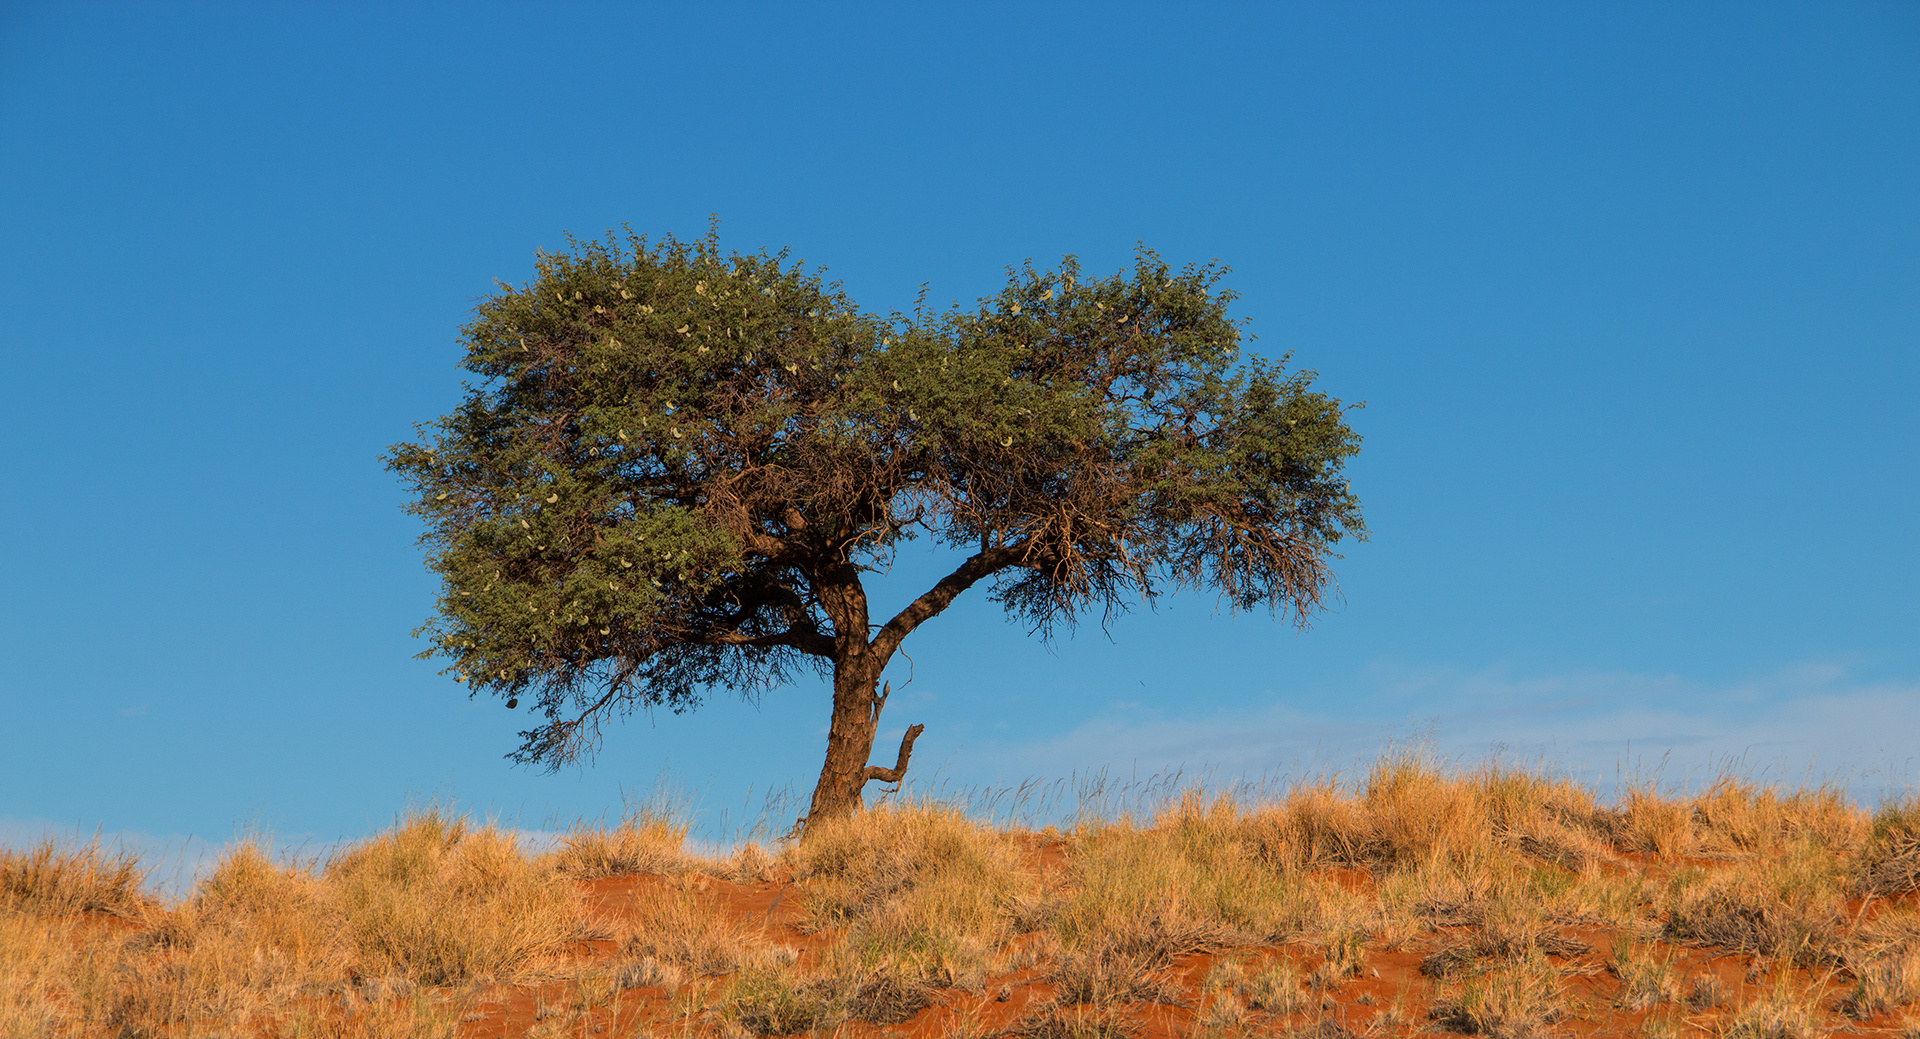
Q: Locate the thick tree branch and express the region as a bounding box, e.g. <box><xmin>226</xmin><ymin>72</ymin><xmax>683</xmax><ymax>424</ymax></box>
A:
<box><xmin>741</xmin><ymin>532</ymin><xmax>797</xmax><ymax>560</ymax></box>
<box><xmin>812</xmin><ymin>559</ymin><xmax>872</xmax><ymax>658</ymax></box>
<box><xmin>859</xmin><ymin>723</ymin><xmax>926</xmax><ymax>788</ymax></box>
<box><xmin>710</xmin><ymin>625</ymin><xmax>836</xmax><ymax>657</ymax></box>
<box><xmin>869</xmin><ymin>543</ymin><xmax>1023</xmax><ymax>662</ymax></box>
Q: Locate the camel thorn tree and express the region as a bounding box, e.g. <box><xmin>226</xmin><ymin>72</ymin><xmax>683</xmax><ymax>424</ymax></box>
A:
<box><xmin>386</xmin><ymin>226</ymin><xmax>1366</xmax><ymax>831</ymax></box>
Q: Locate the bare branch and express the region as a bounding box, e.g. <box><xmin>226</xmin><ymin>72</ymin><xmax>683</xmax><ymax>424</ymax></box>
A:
<box><xmin>859</xmin><ymin>723</ymin><xmax>926</xmax><ymax>788</ymax></box>
<box><xmin>523</xmin><ymin>656</ymin><xmax>641</xmax><ymax>768</ymax></box>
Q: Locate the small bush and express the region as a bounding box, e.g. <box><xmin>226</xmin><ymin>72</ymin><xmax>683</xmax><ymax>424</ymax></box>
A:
<box><xmin>1364</xmin><ymin>755</ymin><xmax>1484</xmax><ymax>868</ymax></box>
<box><xmin>1197</xmin><ymin>988</ymin><xmax>1250</xmax><ymax>1033</ymax></box>
<box><xmin>720</xmin><ymin>841</ymin><xmax>777</xmax><ymax>883</ymax></box>
<box><xmin>1051</xmin><ymin>812</ymin><xmax>1296</xmax><ymax>958</ymax></box>
<box><xmin>1841</xmin><ymin>910</ymin><xmax>1920</xmax><ymax>1018</ymax></box>
<box><xmin>790</xmin><ymin>801</ymin><xmax>1025</xmax><ymax>934</ymax></box>
<box><xmin>1049</xmin><ymin>941</ymin><xmax>1180</xmax><ymax>1006</ymax></box>
<box><xmin>843</xmin><ymin>963</ymin><xmax>935</xmax><ymax>1024</ymax></box>
<box><xmin>1283</xmin><ymin>1020</ymin><xmax>1359</xmax><ymax>1039</ymax></box>
<box><xmin>1686</xmin><ymin>973</ymin><xmax>1727</xmax><ymax>1011</ymax></box>
<box><xmin>1248</xmin><ymin>781</ymin><xmax>1376</xmax><ymax>869</ymax></box>
<box><xmin>1310</xmin><ymin>928</ymin><xmax>1367</xmax><ymax>988</ymax></box>
<box><xmin>1003</xmin><ymin>1006</ymin><xmax>1141</xmax><ymax>1039</ymax></box>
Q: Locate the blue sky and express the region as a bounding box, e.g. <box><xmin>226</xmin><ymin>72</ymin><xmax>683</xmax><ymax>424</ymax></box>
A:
<box><xmin>3</xmin><ymin>2</ymin><xmax>1916</xmax><ymax>863</ymax></box>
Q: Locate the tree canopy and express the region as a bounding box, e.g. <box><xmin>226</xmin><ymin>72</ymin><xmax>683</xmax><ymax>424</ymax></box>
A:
<box><xmin>387</xmin><ymin>228</ymin><xmax>1366</xmax><ymax>826</ymax></box>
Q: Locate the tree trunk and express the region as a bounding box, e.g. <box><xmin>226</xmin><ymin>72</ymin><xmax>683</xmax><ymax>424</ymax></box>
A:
<box><xmin>805</xmin><ymin>657</ymin><xmax>881</xmax><ymax>827</ymax></box>
<box><xmin>799</xmin><ymin>560</ymin><xmax>934</xmax><ymax>833</ymax></box>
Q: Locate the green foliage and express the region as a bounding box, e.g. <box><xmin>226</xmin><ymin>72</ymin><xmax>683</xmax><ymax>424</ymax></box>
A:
<box><xmin>387</xmin><ymin>225</ymin><xmax>1365</xmax><ymax>770</ymax></box>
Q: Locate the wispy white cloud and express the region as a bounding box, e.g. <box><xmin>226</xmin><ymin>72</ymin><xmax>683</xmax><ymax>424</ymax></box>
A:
<box><xmin>949</xmin><ymin>661</ymin><xmax>1920</xmax><ymax>804</ymax></box>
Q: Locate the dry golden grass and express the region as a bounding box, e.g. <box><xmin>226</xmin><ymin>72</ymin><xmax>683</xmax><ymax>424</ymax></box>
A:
<box><xmin>1719</xmin><ymin>975</ymin><xmax>1829</xmax><ymax>1039</ymax></box>
<box><xmin>1843</xmin><ymin>908</ymin><xmax>1920</xmax><ymax>1019</ymax></box>
<box><xmin>1662</xmin><ymin>837</ymin><xmax>1851</xmax><ymax>966</ymax></box>
<box><xmin>1608</xmin><ymin>935</ymin><xmax>1682</xmax><ymax>1011</ymax></box>
<box><xmin>329</xmin><ymin>813</ymin><xmax>589</xmax><ymax>985</ymax></box>
<box><xmin>624</xmin><ymin>876</ymin><xmax>760</xmax><ymax>978</ymax></box>
<box><xmin>1862</xmin><ymin>800</ymin><xmax>1920</xmax><ymax>899</ymax></box>
<box><xmin>0</xmin><ymin>812</ymin><xmax>589</xmax><ymax>1036</ymax></box>
<box><xmin>1</xmin><ymin>839</ymin><xmax>152</xmax><ymax>918</ymax></box>
<box><xmin>547</xmin><ymin>813</ymin><xmax>693</xmax><ymax>880</ymax></box>
<box><xmin>1429</xmin><ymin>945</ymin><xmax>1566</xmax><ymax>1039</ymax></box>
<box><xmin>792</xmin><ymin>802</ymin><xmax>1028</xmax><ymax>997</ymax></box>
<box><xmin>7</xmin><ymin>758</ymin><xmax>1920</xmax><ymax>1038</ymax></box>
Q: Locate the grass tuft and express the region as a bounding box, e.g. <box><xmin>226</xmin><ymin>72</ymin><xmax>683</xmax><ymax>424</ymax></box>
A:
<box><xmin>1720</xmin><ymin>985</ymin><xmax>1824</xmax><ymax>1039</ymax></box>
<box><xmin>0</xmin><ymin>839</ymin><xmax>152</xmax><ymax>918</ymax></box>
<box><xmin>1860</xmin><ymin>799</ymin><xmax>1920</xmax><ymax>898</ymax></box>
<box><xmin>549</xmin><ymin>813</ymin><xmax>692</xmax><ymax>879</ymax></box>
<box><xmin>330</xmin><ymin>811</ymin><xmax>588</xmax><ymax>985</ymax></box>
<box><xmin>1662</xmin><ymin>838</ymin><xmax>1846</xmax><ymax>965</ymax></box>
<box><xmin>1429</xmin><ymin>947</ymin><xmax>1565</xmax><ymax>1038</ymax></box>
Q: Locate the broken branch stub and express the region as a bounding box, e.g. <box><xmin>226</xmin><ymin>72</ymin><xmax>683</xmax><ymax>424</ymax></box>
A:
<box><xmin>859</xmin><ymin>723</ymin><xmax>926</xmax><ymax>792</ymax></box>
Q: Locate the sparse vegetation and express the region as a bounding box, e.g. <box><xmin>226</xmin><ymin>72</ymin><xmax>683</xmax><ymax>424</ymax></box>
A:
<box><xmin>5</xmin><ymin>760</ymin><xmax>1918</xmax><ymax>1037</ymax></box>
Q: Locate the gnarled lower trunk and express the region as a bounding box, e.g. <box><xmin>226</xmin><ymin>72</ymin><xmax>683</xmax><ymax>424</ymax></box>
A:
<box><xmin>796</xmin><ymin>548</ymin><xmax>988</xmax><ymax>834</ymax></box>
<box><xmin>803</xmin><ymin>659</ymin><xmax>924</xmax><ymax>831</ymax></box>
